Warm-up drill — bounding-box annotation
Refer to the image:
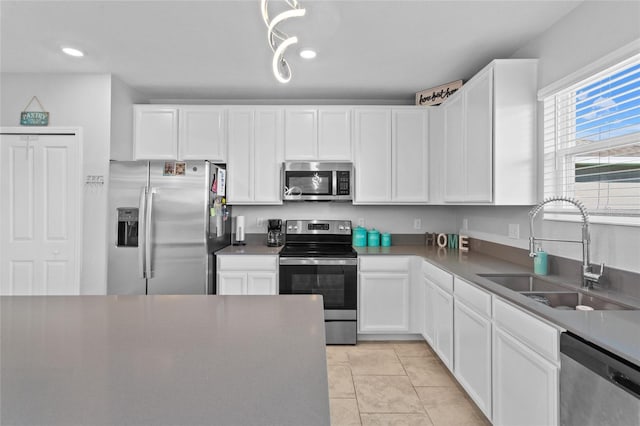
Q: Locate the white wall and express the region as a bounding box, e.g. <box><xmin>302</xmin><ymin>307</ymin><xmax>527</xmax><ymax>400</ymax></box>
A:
<box><xmin>0</xmin><ymin>73</ymin><xmax>112</xmax><ymax>293</ymax></box>
<box><xmin>111</xmin><ymin>76</ymin><xmax>145</xmax><ymax>160</ymax></box>
<box><xmin>233</xmin><ymin>204</ymin><xmax>456</xmax><ymax>236</ymax></box>
<box><xmin>457</xmin><ymin>1</ymin><xmax>640</xmax><ymax>273</ymax></box>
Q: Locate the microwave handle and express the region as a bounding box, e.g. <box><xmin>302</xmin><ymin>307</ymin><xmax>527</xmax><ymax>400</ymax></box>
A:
<box><xmin>332</xmin><ymin>170</ymin><xmax>337</xmax><ymax>196</ymax></box>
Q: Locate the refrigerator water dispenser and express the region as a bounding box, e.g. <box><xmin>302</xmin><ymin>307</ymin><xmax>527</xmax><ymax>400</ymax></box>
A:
<box><xmin>117</xmin><ymin>208</ymin><xmax>139</xmax><ymax>247</ymax></box>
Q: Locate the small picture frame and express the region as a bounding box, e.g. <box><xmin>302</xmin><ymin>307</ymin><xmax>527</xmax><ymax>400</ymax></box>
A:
<box><xmin>163</xmin><ymin>161</ymin><xmax>175</xmax><ymax>176</ymax></box>
<box><xmin>175</xmin><ymin>162</ymin><xmax>186</xmax><ymax>176</ymax></box>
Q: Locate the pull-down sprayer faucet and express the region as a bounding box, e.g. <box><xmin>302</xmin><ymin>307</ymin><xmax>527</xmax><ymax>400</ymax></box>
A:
<box><xmin>528</xmin><ymin>196</ymin><xmax>604</xmax><ymax>289</ymax></box>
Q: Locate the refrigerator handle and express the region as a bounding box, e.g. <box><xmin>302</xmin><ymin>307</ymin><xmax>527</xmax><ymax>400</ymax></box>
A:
<box><xmin>145</xmin><ymin>187</ymin><xmax>155</xmax><ymax>278</ymax></box>
<box><xmin>138</xmin><ymin>187</ymin><xmax>147</xmax><ymax>278</ymax></box>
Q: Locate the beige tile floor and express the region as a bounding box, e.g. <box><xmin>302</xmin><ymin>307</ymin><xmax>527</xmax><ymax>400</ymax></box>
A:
<box><xmin>326</xmin><ymin>341</ymin><xmax>492</xmax><ymax>426</ymax></box>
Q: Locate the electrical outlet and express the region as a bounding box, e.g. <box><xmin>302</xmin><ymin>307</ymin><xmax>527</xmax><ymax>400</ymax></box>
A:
<box><xmin>257</xmin><ymin>217</ymin><xmax>265</xmax><ymax>228</ymax></box>
<box><xmin>508</xmin><ymin>223</ymin><xmax>520</xmax><ymax>239</ymax></box>
<box><xmin>414</xmin><ymin>218</ymin><xmax>422</xmax><ymax>230</ymax></box>
<box><xmin>357</xmin><ymin>218</ymin><xmax>365</xmax><ymax>227</ymax></box>
<box><xmin>462</xmin><ymin>218</ymin><xmax>469</xmax><ymax>230</ymax></box>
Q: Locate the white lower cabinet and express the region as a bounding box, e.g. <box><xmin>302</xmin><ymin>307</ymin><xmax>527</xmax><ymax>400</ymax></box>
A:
<box><xmin>454</xmin><ymin>299</ymin><xmax>492</xmax><ymax>418</ymax></box>
<box><xmin>358</xmin><ymin>256</ymin><xmax>411</xmax><ymax>333</ymax></box>
<box><xmin>492</xmin><ymin>298</ymin><xmax>559</xmax><ymax>426</ymax></box>
<box><xmin>432</xmin><ymin>283</ymin><xmax>454</xmax><ymax>370</ymax></box>
<box><xmin>217</xmin><ymin>255</ymin><xmax>278</xmax><ymax>295</ymax></box>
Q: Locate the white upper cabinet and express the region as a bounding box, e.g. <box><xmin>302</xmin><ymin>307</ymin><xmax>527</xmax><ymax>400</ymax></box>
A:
<box><xmin>354</xmin><ymin>107</ymin><xmax>429</xmax><ymax>204</ymax></box>
<box><xmin>284</xmin><ymin>107</ymin><xmax>352</xmax><ymax>160</ymax></box>
<box><xmin>134</xmin><ymin>106</ymin><xmax>178</xmax><ymax>160</ymax></box>
<box><xmin>440</xmin><ymin>59</ymin><xmax>537</xmax><ymax>205</ymax></box>
<box><xmin>227</xmin><ymin>108</ymin><xmax>283</xmax><ymax>204</ymax></box>
<box><xmin>179</xmin><ymin>107</ymin><xmax>226</xmax><ymax>161</ymax></box>
<box><xmin>133</xmin><ymin>105</ymin><xmax>226</xmax><ymax>161</ymax></box>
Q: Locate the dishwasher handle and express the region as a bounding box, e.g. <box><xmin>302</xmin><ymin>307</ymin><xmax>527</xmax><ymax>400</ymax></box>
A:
<box><xmin>610</xmin><ymin>369</ymin><xmax>640</xmax><ymax>399</ymax></box>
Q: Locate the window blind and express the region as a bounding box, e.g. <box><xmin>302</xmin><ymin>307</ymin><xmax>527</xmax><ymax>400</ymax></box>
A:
<box><xmin>543</xmin><ymin>54</ymin><xmax>640</xmax><ymax>217</ymax></box>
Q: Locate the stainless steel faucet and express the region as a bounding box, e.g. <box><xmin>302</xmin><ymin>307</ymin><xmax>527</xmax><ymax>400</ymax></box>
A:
<box><xmin>528</xmin><ymin>196</ymin><xmax>604</xmax><ymax>289</ymax></box>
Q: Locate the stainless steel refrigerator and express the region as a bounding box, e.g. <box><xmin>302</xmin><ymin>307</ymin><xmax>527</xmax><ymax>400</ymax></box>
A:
<box><xmin>107</xmin><ymin>161</ymin><xmax>231</xmax><ymax>295</ymax></box>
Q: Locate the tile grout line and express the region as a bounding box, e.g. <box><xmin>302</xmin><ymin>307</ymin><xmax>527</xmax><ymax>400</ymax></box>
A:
<box><xmin>394</xmin><ymin>346</ymin><xmax>431</xmax><ymax>419</ymax></box>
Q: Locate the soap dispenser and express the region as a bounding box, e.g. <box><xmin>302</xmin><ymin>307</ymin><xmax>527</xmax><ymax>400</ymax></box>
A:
<box><xmin>533</xmin><ymin>245</ymin><xmax>548</xmax><ymax>275</ymax></box>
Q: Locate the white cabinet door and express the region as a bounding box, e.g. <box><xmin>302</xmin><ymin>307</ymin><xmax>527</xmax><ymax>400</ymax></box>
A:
<box><xmin>493</xmin><ymin>327</ymin><xmax>558</xmax><ymax>426</ymax></box>
<box><xmin>227</xmin><ymin>109</ymin><xmax>283</xmax><ymax>204</ymax></box>
<box><xmin>179</xmin><ymin>107</ymin><xmax>226</xmax><ymax>161</ymax></box>
<box><xmin>422</xmin><ymin>276</ymin><xmax>435</xmax><ymax>345</ymax></box>
<box><xmin>0</xmin><ymin>133</ymin><xmax>81</xmax><ymax>295</ymax></box>
<box><xmin>247</xmin><ymin>273</ymin><xmax>277</xmax><ymax>295</ymax></box>
<box><xmin>217</xmin><ymin>272</ymin><xmax>246</xmax><ymax>295</ymax></box>
<box><xmin>318</xmin><ymin>108</ymin><xmax>351</xmax><ymax>160</ymax></box>
<box><xmin>227</xmin><ymin>109</ymin><xmax>253</xmax><ymax>203</ymax></box>
<box><xmin>134</xmin><ymin>106</ymin><xmax>178</xmax><ymax>160</ymax></box>
<box><xmin>284</xmin><ymin>108</ymin><xmax>317</xmax><ymax>160</ymax></box>
<box><xmin>443</xmin><ymin>95</ymin><xmax>465</xmax><ymax>201</ymax></box>
<box><xmin>432</xmin><ymin>283</ymin><xmax>454</xmax><ymax>370</ymax></box>
<box><xmin>359</xmin><ymin>272</ymin><xmax>410</xmax><ymax>333</ymax></box>
<box><xmin>253</xmin><ymin>109</ymin><xmax>284</xmax><ymax>203</ymax></box>
<box><xmin>354</xmin><ymin>109</ymin><xmax>392</xmax><ymax>203</ymax></box>
<box><xmin>464</xmin><ymin>68</ymin><xmax>493</xmax><ymax>202</ymax></box>
<box><xmin>454</xmin><ymin>299</ymin><xmax>492</xmax><ymax>419</ymax></box>
<box><xmin>392</xmin><ymin>109</ymin><xmax>429</xmax><ymax>202</ymax></box>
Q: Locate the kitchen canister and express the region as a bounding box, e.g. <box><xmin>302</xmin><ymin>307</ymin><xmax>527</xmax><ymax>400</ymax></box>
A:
<box><xmin>381</xmin><ymin>232</ymin><xmax>392</xmax><ymax>247</ymax></box>
<box><xmin>352</xmin><ymin>226</ymin><xmax>367</xmax><ymax>247</ymax></box>
<box><xmin>367</xmin><ymin>229</ymin><xmax>380</xmax><ymax>247</ymax></box>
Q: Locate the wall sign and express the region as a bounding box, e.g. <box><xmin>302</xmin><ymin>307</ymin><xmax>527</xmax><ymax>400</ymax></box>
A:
<box><xmin>415</xmin><ymin>80</ymin><xmax>463</xmax><ymax>106</ymax></box>
<box><xmin>20</xmin><ymin>96</ymin><xmax>49</xmax><ymax>126</ymax></box>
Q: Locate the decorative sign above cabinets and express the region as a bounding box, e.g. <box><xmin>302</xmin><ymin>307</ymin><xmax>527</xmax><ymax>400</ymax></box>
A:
<box><xmin>415</xmin><ymin>80</ymin><xmax>463</xmax><ymax>106</ymax></box>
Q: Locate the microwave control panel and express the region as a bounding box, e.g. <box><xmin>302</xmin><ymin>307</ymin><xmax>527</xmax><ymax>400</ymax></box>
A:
<box><xmin>336</xmin><ymin>171</ymin><xmax>351</xmax><ymax>195</ymax></box>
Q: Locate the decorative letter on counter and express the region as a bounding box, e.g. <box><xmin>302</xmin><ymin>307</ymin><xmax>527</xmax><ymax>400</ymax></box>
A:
<box><xmin>425</xmin><ymin>231</ymin><xmax>470</xmax><ymax>252</ymax></box>
<box><xmin>459</xmin><ymin>235</ymin><xmax>469</xmax><ymax>252</ymax></box>
<box><xmin>437</xmin><ymin>233</ymin><xmax>448</xmax><ymax>248</ymax></box>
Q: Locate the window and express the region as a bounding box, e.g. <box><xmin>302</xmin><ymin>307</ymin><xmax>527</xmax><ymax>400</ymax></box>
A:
<box><xmin>542</xmin><ymin>53</ymin><xmax>640</xmax><ymax>221</ymax></box>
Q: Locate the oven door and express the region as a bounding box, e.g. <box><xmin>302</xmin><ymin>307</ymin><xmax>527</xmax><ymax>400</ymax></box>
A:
<box><xmin>279</xmin><ymin>258</ymin><xmax>357</xmax><ymax>313</ymax></box>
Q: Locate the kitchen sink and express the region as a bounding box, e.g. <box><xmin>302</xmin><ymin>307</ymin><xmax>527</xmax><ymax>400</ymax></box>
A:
<box><xmin>477</xmin><ymin>273</ymin><xmax>573</xmax><ymax>292</ymax></box>
<box><xmin>520</xmin><ymin>291</ymin><xmax>632</xmax><ymax>310</ymax></box>
<box><xmin>477</xmin><ymin>273</ymin><xmax>633</xmax><ymax>311</ymax></box>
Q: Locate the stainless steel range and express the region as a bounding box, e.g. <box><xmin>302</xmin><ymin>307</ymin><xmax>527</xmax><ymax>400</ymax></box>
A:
<box><xmin>279</xmin><ymin>220</ymin><xmax>357</xmax><ymax>345</ymax></box>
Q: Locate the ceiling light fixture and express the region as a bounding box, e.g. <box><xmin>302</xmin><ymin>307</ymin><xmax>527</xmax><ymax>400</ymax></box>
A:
<box><xmin>300</xmin><ymin>49</ymin><xmax>316</xmax><ymax>59</ymax></box>
<box><xmin>61</xmin><ymin>47</ymin><xmax>84</xmax><ymax>57</ymax></box>
<box><xmin>261</xmin><ymin>0</ymin><xmax>306</xmax><ymax>83</ymax></box>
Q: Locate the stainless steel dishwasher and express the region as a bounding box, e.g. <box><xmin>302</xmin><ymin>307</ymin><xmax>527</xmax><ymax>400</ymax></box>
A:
<box><xmin>560</xmin><ymin>332</ymin><xmax>640</xmax><ymax>426</ymax></box>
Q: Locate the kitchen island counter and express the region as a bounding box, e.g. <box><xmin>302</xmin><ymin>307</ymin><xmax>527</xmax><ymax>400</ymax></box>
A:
<box><xmin>0</xmin><ymin>295</ymin><xmax>329</xmax><ymax>426</ymax></box>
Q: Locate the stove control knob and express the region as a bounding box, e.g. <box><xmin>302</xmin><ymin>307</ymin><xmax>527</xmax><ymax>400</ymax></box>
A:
<box><xmin>339</xmin><ymin>225</ymin><xmax>344</xmax><ymax>230</ymax></box>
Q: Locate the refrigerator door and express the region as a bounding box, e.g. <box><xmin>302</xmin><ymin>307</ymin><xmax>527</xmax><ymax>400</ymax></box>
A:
<box><xmin>147</xmin><ymin>161</ymin><xmax>209</xmax><ymax>294</ymax></box>
<box><xmin>107</xmin><ymin>161</ymin><xmax>149</xmax><ymax>295</ymax></box>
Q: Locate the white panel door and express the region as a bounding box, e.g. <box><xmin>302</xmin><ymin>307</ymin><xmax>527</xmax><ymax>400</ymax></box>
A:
<box><xmin>0</xmin><ymin>132</ymin><xmax>81</xmax><ymax>295</ymax></box>
<box><xmin>253</xmin><ymin>109</ymin><xmax>283</xmax><ymax>203</ymax></box>
<box><xmin>318</xmin><ymin>108</ymin><xmax>352</xmax><ymax>160</ymax></box>
<box><xmin>226</xmin><ymin>109</ymin><xmax>253</xmax><ymax>203</ymax></box>
<box><xmin>454</xmin><ymin>299</ymin><xmax>492</xmax><ymax>419</ymax></box>
<box><xmin>359</xmin><ymin>272</ymin><xmax>410</xmax><ymax>332</ymax></box>
<box><xmin>354</xmin><ymin>109</ymin><xmax>392</xmax><ymax>203</ymax></box>
<box><xmin>433</xmin><ymin>283</ymin><xmax>454</xmax><ymax>370</ymax></box>
<box><xmin>134</xmin><ymin>106</ymin><xmax>178</xmax><ymax>160</ymax></box>
<box><xmin>464</xmin><ymin>68</ymin><xmax>493</xmax><ymax>202</ymax></box>
<box><xmin>422</xmin><ymin>277</ymin><xmax>435</xmax><ymax>345</ymax></box>
<box><xmin>392</xmin><ymin>109</ymin><xmax>429</xmax><ymax>202</ymax></box>
<box><xmin>493</xmin><ymin>327</ymin><xmax>559</xmax><ymax>426</ymax></box>
<box><xmin>217</xmin><ymin>272</ymin><xmax>247</xmax><ymax>295</ymax></box>
<box><xmin>284</xmin><ymin>108</ymin><xmax>317</xmax><ymax>160</ymax></box>
<box><xmin>179</xmin><ymin>107</ymin><xmax>226</xmax><ymax>161</ymax></box>
<box><xmin>443</xmin><ymin>95</ymin><xmax>465</xmax><ymax>202</ymax></box>
<box><xmin>247</xmin><ymin>273</ymin><xmax>277</xmax><ymax>295</ymax></box>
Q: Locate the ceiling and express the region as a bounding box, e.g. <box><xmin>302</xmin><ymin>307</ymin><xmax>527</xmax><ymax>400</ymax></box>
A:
<box><xmin>0</xmin><ymin>0</ymin><xmax>583</xmax><ymax>103</ymax></box>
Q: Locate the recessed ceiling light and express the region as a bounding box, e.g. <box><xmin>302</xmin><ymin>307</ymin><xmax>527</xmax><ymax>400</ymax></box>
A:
<box><xmin>300</xmin><ymin>49</ymin><xmax>317</xmax><ymax>59</ymax></box>
<box><xmin>62</xmin><ymin>47</ymin><xmax>84</xmax><ymax>57</ymax></box>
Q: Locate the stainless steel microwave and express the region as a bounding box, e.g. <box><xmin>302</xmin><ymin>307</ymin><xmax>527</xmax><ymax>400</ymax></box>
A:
<box><xmin>282</xmin><ymin>162</ymin><xmax>353</xmax><ymax>201</ymax></box>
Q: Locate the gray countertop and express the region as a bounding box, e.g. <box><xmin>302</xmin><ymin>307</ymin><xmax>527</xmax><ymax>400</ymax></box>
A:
<box><xmin>216</xmin><ymin>244</ymin><xmax>283</xmax><ymax>255</ymax></box>
<box><xmin>0</xmin><ymin>295</ymin><xmax>330</xmax><ymax>426</ymax></box>
<box><xmin>356</xmin><ymin>245</ymin><xmax>640</xmax><ymax>366</ymax></box>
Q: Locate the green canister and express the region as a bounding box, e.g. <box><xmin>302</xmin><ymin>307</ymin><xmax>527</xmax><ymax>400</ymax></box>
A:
<box><xmin>367</xmin><ymin>229</ymin><xmax>380</xmax><ymax>247</ymax></box>
<box><xmin>352</xmin><ymin>226</ymin><xmax>367</xmax><ymax>247</ymax></box>
<box><xmin>381</xmin><ymin>233</ymin><xmax>392</xmax><ymax>247</ymax></box>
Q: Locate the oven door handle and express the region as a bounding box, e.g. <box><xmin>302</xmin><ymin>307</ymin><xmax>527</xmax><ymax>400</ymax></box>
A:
<box><xmin>279</xmin><ymin>258</ymin><xmax>357</xmax><ymax>266</ymax></box>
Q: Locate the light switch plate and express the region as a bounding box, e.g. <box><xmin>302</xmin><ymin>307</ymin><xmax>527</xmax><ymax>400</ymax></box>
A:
<box><xmin>508</xmin><ymin>223</ymin><xmax>520</xmax><ymax>239</ymax></box>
